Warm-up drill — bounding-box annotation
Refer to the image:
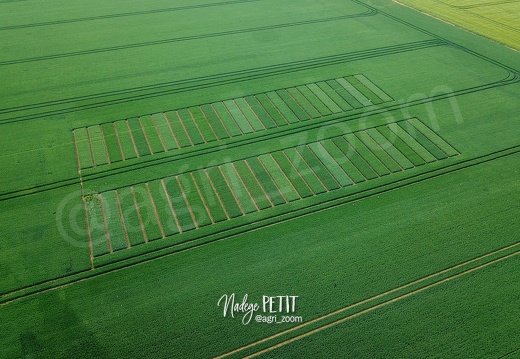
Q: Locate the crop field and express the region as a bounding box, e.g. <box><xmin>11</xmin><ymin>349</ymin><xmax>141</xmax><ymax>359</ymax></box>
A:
<box><xmin>0</xmin><ymin>0</ymin><xmax>519</xmax><ymax>358</ymax></box>
<box><xmin>397</xmin><ymin>0</ymin><xmax>520</xmax><ymax>50</ymax></box>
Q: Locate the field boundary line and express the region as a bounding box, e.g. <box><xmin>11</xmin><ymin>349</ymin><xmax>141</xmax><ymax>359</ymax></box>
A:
<box><xmin>214</xmin><ymin>246</ymin><xmax>520</xmax><ymax>358</ymax></box>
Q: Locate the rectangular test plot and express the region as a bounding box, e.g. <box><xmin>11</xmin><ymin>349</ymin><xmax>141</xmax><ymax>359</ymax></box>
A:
<box><xmin>101</xmin><ymin>124</ymin><xmax>123</xmax><ymax>163</ymax></box>
<box><xmin>177</xmin><ymin>109</ymin><xmax>205</xmax><ymax>145</ymax></box>
<box><xmin>275</xmin><ymin>90</ymin><xmax>309</xmax><ymax>121</ymax></box>
<box><xmin>147</xmin><ymin>180</ymin><xmax>180</xmax><ymax>237</ymax></box>
<box><xmin>331</xmin><ymin>137</ymin><xmax>378</xmax><ymax>180</ymax></box>
<box><xmin>367</xmin><ymin>128</ymin><xmax>414</xmax><ymax>170</ymax></box>
<box><xmin>308</xmin><ymin>142</ymin><xmax>353</xmax><ymax>187</ymax></box>
<box><xmin>296</xmin><ymin>85</ymin><xmax>332</xmax><ymax>116</ymax></box>
<box><xmin>73</xmin><ymin>128</ymin><xmax>94</xmax><ymax>170</ymax></box>
<box><xmin>114</xmin><ymin>121</ymin><xmax>138</xmax><ymax>160</ymax></box>
<box><xmin>320</xmin><ymin>139</ymin><xmax>366</xmax><ymax>183</ymax></box>
<box><xmin>296</xmin><ymin>145</ymin><xmax>340</xmax><ymax>191</ymax></box>
<box><xmin>140</xmin><ymin>115</ymin><xmax>166</xmax><ymax>154</ymax></box>
<box><xmin>316</xmin><ymin>82</ymin><xmax>353</xmax><ymax>112</ymax></box>
<box><xmin>212</xmin><ymin>102</ymin><xmax>243</xmax><ymax>137</ymax></box>
<box><xmin>259</xmin><ymin>154</ymin><xmax>300</xmax><ymax>202</ymax></box>
<box><xmin>283</xmin><ymin>148</ymin><xmax>327</xmax><ymax>195</ymax></box>
<box><xmin>219</xmin><ymin>163</ymin><xmax>258</xmax><ymax>214</ymax></box>
<box><xmin>87</xmin><ymin>126</ymin><xmax>108</xmax><ymax>166</ymax></box>
<box><xmin>200</xmin><ymin>105</ymin><xmax>231</xmax><ymax>140</ymax></box>
<box><xmin>356</xmin><ymin>131</ymin><xmax>403</xmax><ymax>173</ymax></box>
<box><xmin>162</xmin><ymin>176</ymin><xmax>197</xmax><ymax>232</ymax></box>
<box><xmin>344</xmin><ymin>133</ymin><xmax>391</xmax><ymax>177</ymax></box>
<box><xmin>246</xmin><ymin>157</ymin><xmax>286</xmax><ymax>206</ymax></box>
<box><xmin>191</xmin><ymin>170</ymin><xmax>228</xmax><ymax>223</ymax></box>
<box><xmin>116</xmin><ymin>187</ymin><xmax>146</xmax><ymax>246</ymax></box>
<box><xmin>189</xmin><ymin>107</ymin><xmax>217</xmax><ymax>143</ymax></box>
<box><xmin>85</xmin><ymin>198</ymin><xmax>110</xmax><ymax>257</ymax></box>
<box><xmin>387</xmin><ymin>123</ymin><xmax>437</xmax><ymax>163</ymax></box>
<box><xmin>265</xmin><ymin>92</ymin><xmax>300</xmax><ymax>124</ymax></box>
<box><xmin>377</xmin><ymin>126</ymin><xmax>424</xmax><ymax>167</ymax></box>
<box><xmin>271</xmin><ymin>151</ymin><xmax>314</xmax><ymax>198</ymax></box>
<box><xmin>177</xmin><ymin>173</ymin><xmax>213</xmax><ymax>228</ymax></box>
<box><xmin>100</xmin><ymin>191</ymin><xmax>128</xmax><ymax>252</ymax></box>
<box><xmin>234</xmin><ymin>98</ymin><xmax>266</xmax><ymax>132</ymax></box>
<box><xmin>255</xmin><ymin>93</ymin><xmax>290</xmax><ymax>126</ymax></box>
<box><xmin>244</xmin><ymin>96</ymin><xmax>277</xmax><ymax>129</ymax></box>
<box><xmin>152</xmin><ymin>113</ymin><xmax>179</xmax><ymax>151</ymax></box>
<box><xmin>205</xmin><ymin>167</ymin><xmax>243</xmax><ymax>218</ymax></box>
<box><xmin>286</xmin><ymin>88</ymin><xmax>321</xmax><ymax>119</ymax></box>
<box><xmin>164</xmin><ymin>111</ymin><xmax>192</xmax><ymax>148</ymax></box>
<box><xmin>306</xmin><ymin>83</ymin><xmax>343</xmax><ymax>113</ymax></box>
<box><xmin>407</xmin><ymin>118</ymin><xmax>459</xmax><ymax>157</ymax></box>
<box><xmin>132</xmin><ymin>184</ymin><xmax>164</xmax><ymax>241</ymax></box>
<box><xmin>127</xmin><ymin>118</ymin><xmax>151</xmax><ymax>156</ymax></box>
<box><xmin>233</xmin><ymin>161</ymin><xmax>273</xmax><ymax>210</ymax></box>
<box><xmin>223</xmin><ymin>100</ymin><xmax>254</xmax><ymax>134</ymax></box>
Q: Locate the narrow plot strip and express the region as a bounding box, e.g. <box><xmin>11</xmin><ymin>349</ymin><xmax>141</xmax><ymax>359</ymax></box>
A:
<box><xmin>84</xmin><ymin>118</ymin><xmax>459</xmax><ymax>257</ymax></box>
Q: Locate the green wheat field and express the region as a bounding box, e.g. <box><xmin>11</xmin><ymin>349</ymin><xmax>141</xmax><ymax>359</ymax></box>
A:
<box><xmin>0</xmin><ymin>0</ymin><xmax>519</xmax><ymax>358</ymax></box>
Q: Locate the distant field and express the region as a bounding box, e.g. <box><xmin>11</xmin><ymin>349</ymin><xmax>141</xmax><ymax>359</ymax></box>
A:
<box><xmin>0</xmin><ymin>0</ymin><xmax>519</xmax><ymax>358</ymax></box>
<box><xmin>396</xmin><ymin>0</ymin><xmax>520</xmax><ymax>50</ymax></box>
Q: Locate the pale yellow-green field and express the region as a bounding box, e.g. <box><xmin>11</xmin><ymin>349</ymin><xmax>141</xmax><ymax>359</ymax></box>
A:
<box><xmin>395</xmin><ymin>0</ymin><xmax>520</xmax><ymax>50</ymax></box>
